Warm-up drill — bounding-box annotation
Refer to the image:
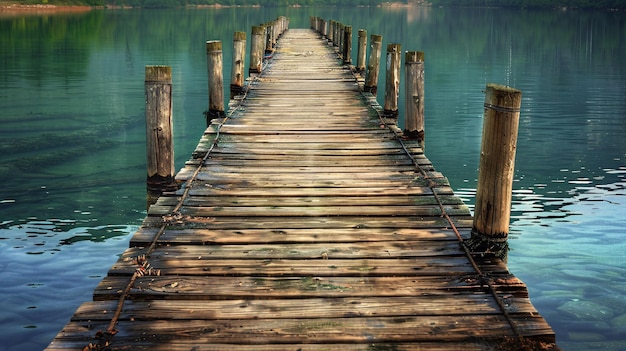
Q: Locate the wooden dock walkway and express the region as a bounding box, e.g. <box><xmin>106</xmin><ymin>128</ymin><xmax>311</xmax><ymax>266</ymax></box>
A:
<box><xmin>47</xmin><ymin>28</ymin><xmax>557</xmax><ymax>350</ymax></box>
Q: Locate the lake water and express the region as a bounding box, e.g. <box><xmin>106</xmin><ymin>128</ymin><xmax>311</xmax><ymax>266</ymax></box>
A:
<box><xmin>0</xmin><ymin>6</ymin><xmax>624</xmax><ymax>350</ymax></box>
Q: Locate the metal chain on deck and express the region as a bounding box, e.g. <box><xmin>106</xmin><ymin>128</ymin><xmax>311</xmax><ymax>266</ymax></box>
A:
<box><xmin>350</xmin><ymin>68</ymin><xmax>523</xmax><ymax>339</ymax></box>
<box><xmin>83</xmin><ymin>56</ymin><xmax>269</xmax><ymax>351</ymax></box>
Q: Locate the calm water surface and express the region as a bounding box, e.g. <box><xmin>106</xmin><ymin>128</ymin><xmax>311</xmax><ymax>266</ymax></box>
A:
<box><xmin>0</xmin><ymin>6</ymin><xmax>624</xmax><ymax>350</ymax></box>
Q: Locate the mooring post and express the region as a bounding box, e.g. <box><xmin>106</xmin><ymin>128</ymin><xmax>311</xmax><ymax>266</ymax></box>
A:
<box><xmin>264</xmin><ymin>22</ymin><xmax>273</xmax><ymax>54</ymax></box>
<box><xmin>145</xmin><ymin>65</ymin><xmax>176</xmax><ymax>194</ymax></box>
<box><xmin>249</xmin><ymin>25</ymin><xmax>264</xmax><ymax>75</ymax></box>
<box><xmin>334</xmin><ymin>22</ymin><xmax>340</xmax><ymax>48</ymax></box>
<box><xmin>230</xmin><ymin>31</ymin><xmax>246</xmax><ymax>99</ymax></box>
<box><xmin>364</xmin><ymin>34</ymin><xmax>383</xmax><ymax>94</ymax></box>
<box><xmin>404</xmin><ymin>51</ymin><xmax>425</xmax><ymax>141</ymax></box>
<box><xmin>271</xmin><ymin>19</ymin><xmax>279</xmax><ymax>48</ymax></box>
<box><xmin>343</xmin><ymin>25</ymin><xmax>352</xmax><ymax>65</ymax></box>
<box><xmin>338</xmin><ymin>23</ymin><xmax>344</xmax><ymax>59</ymax></box>
<box><xmin>383</xmin><ymin>43</ymin><xmax>402</xmax><ymax>119</ymax></box>
<box><xmin>321</xmin><ymin>18</ymin><xmax>327</xmax><ymax>39</ymax></box>
<box><xmin>469</xmin><ymin>83</ymin><xmax>522</xmax><ymax>261</ymax></box>
<box><xmin>206</xmin><ymin>40</ymin><xmax>224</xmax><ymax>126</ymax></box>
<box><xmin>356</xmin><ymin>29</ymin><xmax>367</xmax><ymax>72</ymax></box>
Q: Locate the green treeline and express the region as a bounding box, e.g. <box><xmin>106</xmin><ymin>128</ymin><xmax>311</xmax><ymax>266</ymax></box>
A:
<box><xmin>7</xmin><ymin>0</ymin><xmax>626</xmax><ymax>9</ymax></box>
<box><xmin>429</xmin><ymin>0</ymin><xmax>626</xmax><ymax>10</ymax></box>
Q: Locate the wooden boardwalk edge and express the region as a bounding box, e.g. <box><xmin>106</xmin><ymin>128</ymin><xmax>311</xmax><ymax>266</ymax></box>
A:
<box><xmin>46</xmin><ymin>27</ymin><xmax>558</xmax><ymax>351</ymax></box>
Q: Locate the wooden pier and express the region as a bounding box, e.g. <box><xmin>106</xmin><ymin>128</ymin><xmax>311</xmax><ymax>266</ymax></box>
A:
<box><xmin>47</xmin><ymin>27</ymin><xmax>557</xmax><ymax>351</ymax></box>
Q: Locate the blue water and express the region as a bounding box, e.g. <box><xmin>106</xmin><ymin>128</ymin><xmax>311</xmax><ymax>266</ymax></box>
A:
<box><xmin>0</xmin><ymin>6</ymin><xmax>625</xmax><ymax>350</ymax></box>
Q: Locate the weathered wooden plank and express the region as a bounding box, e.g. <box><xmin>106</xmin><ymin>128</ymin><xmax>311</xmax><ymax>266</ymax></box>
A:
<box><xmin>147</xmin><ymin>204</ymin><xmax>469</xmax><ymax>218</ymax></box>
<box><xmin>108</xmin><ymin>256</ymin><xmax>502</xmax><ymax>277</ymax></box>
<box><xmin>179</xmin><ymin>184</ymin><xmax>452</xmax><ymax>196</ymax></box>
<box><xmin>48</xmin><ymin>315</ymin><xmax>554</xmax><ymax>345</ymax></box>
<box><xmin>94</xmin><ymin>274</ymin><xmax>528</xmax><ymax>301</ymax></box>
<box><xmin>74</xmin><ymin>295</ymin><xmax>540</xmax><ymax>322</ymax></box>
<box><xmin>45</xmin><ymin>339</ymin><xmax>521</xmax><ymax>351</ymax></box>
<box><xmin>139</xmin><ymin>215</ymin><xmax>475</xmax><ymax>230</ymax></box>
<box><xmin>153</xmin><ymin>195</ymin><xmax>464</xmax><ymax>208</ymax></box>
<box><xmin>129</xmin><ymin>227</ymin><xmax>469</xmax><ymax>246</ymax></box>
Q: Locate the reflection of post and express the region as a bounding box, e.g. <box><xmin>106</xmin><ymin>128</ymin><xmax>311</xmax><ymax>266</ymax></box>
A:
<box><xmin>404</xmin><ymin>51</ymin><xmax>425</xmax><ymax>141</ymax></box>
<box><xmin>145</xmin><ymin>65</ymin><xmax>176</xmax><ymax>195</ymax></box>
<box><xmin>469</xmin><ymin>83</ymin><xmax>522</xmax><ymax>261</ymax></box>
<box><xmin>206</xmin><ymin>40</ymin><xmax>224</xmax><ymax>126</ymax></box>
<box><xmin>230</xmin><ymin>31</ymin><xmax>246</xmax><ymax>99</ymax></box>
<box><xmin>384</xmin><ymin>43</ymin><xmax>401</xmax><ymax>119</ymax></box>
<box><xmin>249</xmin><ymin>25</ymin><xmax>264</xmax><ymax>75</ymax></box>
<box><xmin>343</xmin><ymin>25</ymin><xmax>352</xmax><ymax>65</ymax></box>
<box><xmin>356</xmin><ymin>29</ymin><xmax>367</xmax><ymax>72</ymax></box>
<box><xmin>364</xmin><ymin>34</ymin><xmax>382</xmax><ymax>94</ymax></box>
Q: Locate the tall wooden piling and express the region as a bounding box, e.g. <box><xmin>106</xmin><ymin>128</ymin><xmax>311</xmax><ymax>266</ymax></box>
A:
<box><xmin>405</xmin><ymin>51</ymin><xmax>425</xmax><ymax>141</ymax></box>
<box><xmin>265</xmin><ymin>23</ymin><xmax>274</xmax><ymax>54</ymax></box>
<box><xmin>342</xmin><ymin>25</ymin><xmax>352</xmax><ymax>65</ymax></box>
<box><xmin>249</xmin><ymin>25</ymin><xmax>265</xmax><ymax>74</ymax></box>
<box><xmin>383</xmin><ymin>43</ymin><xmax>402</xmax><ymax>118</ymax></box>
<box><xmin>328</xmin><ymin>20</ymin><xmax>334</xmax><ymax>44</ymax></box>
<box><xmin>364</xmin><ymin>34</ymin><xmax>382</xmax><ymax>94</ymax></box>
<box><xmin>338</xmin><ymin>23</ymin><xmax>344</xmax><ymax>59</ymax></box>
<box><xmin>145</xmin><ymin>65</ymin><xmax>176</xmax><ymax>193</ymax></box>
<box><xmin>206</xmin><ymin>40</ymin><xmax>224</xmax><ymax>125</ymax></box>
<box><xmin>469</xmin><ymin>83</ymin><xmax>522</xmax><ymax>260</ymax></box>
<box><xmin>356</xmin><ymin>29</ymin><xmax>367</xmax><ymax>72</ymax></box>
<box><xmin>230</xmin><ymin>31</ymin><xmax>246</xmax><ymax>99</ymax></box>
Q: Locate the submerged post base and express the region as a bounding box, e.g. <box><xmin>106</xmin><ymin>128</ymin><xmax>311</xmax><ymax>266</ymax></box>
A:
<box><xmin>466</xmin><ymin>230</ymin><xmax>509</xmax><ymax>261</ymax></box>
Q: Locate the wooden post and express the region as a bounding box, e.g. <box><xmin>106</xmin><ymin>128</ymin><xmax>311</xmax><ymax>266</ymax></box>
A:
<box><xmin>343</xmin><ymin>25</ymin><xmax>352</xmax><ymax>65</ymax></box>
<box><xmin>334</xmin><ymin>22</ymin><xmax>340</xmax><ymax>47</ymax></box>
<box><xmin>469</xmin><ymin>83</ymin><xmax>522</xmax><ymax>261</ymax></box>
<box><xmin>356</xmin><ymin>29</ymin><xmax>367</xmax><ymax>72</ymax></box>
<box><xmin>364</xmin><ymin>34</ymin><xmax>382</xmax><ymax>94</ymax></box>
<box><xmin>230</xmin><ymin>31</ymin><xmax>246</xmax><ymax>99</ymax></box>
<box><xmin>328</xmin><ymin>20</ymin><xmax>334</xmax><ymax>44</ymax></box>
<box><xmin>338</xmin><ymin>23</ymin><xmax>344</xmax><ymax>59</ymax></box>
<box><xmin>145</xmin><ymin>65</ymin><xmax>176</xmax><ymax>193</ymax></box>
<box><xmin>206</xmin><ymin>40</ymin><xmax>224</xmax><ymax>126</ymax></box>
<box><xmin>249</xmin><ymin>25</ymin><xmax>264</xmax><ymax>75</ymax></box>
<box><xmin>404</xmin><ymin>51</ymin><xmax>425</xmax><ymax>141</ymax></box>
<box><xmin>265</xmin><ymin>23</ymin><xmax>274</xmax><ymax>54</ymax></box>
<box><xmin>383</xmin><ymin>43</ymin><xmax>401</xmax><ymax>118</ymax></box>
<box><xmin>321</xmin><ymin>18</ymin><xmax>327</xmax><ymax>39</ymax></box>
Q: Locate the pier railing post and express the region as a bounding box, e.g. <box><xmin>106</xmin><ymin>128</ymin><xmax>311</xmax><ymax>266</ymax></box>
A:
<box><xmin>328</xmin><ymin>20</ymin><xmax>334</xmax><ymax>45</ymax></box>
<box><xmin>405</xmin><ymin>51</ymin><xmax>425</xmax><ymax>141</ymax></box>
<box><xmin>249</xmin><ymin>25</ymin><xmax>264</xmax><ymax>75</ymax></box>
<box><xmin>338</xmin><ymin>23</ymin><xmax>344</xmax><ymax>59</ymax></box>
<box><xmin>356</xmin><ymin>29</ymin><xmax>367</xmax><ymax>72</ymax></box>
<box><xmin>264</xmin><ymin>23</ymin><xmax>273</xmax><ymax>54</ymax></box>
<box><xmin>364</xmin><ymin>34</ymin><xmax>382</xmax><ymax>94</ymax></box>
<box><xmin>343</xmin><ymin>25</ymin><xmax>352</xmax><ymax>65</ymax></box>
<box><xmin>206</xmin><ymin>40</ymin><xmax>224</xmax><ymax>126</ymax></box>
<box><xmin>230</xmin><ymin>31</ymin><xmax>246</xmax><ymax>99</ymax></box>
<box><xmin>145</xmin><ymin>65</ymin><xmax>176</xmax><ymax>194</ymax></box>
<box><xmin>469</xmin><ymin>83</ymin><xmax>522</xmax><ymax>261</ymax></box>
<box><xmin>384</xmin><ymin>43</ymin><xmax>402</xmax><ymax>119</ymax></box>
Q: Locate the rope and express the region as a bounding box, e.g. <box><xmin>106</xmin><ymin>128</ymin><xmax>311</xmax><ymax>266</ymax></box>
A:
<box><xmin>344</xmin><ymin>47</ymin><xmax>522</xmax><ymax>338</ymax></box>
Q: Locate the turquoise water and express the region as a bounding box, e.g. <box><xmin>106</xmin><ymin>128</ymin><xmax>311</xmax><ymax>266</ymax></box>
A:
<box><xmin>0</xmin><ymin>6</ymin><xmax>625</xmax><ymax>350</ymax></box>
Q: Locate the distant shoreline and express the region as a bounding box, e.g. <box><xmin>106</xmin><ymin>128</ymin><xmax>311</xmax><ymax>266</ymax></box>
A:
<box><xmin>0</xmin><ymin>3</ymin><xmax>95</xmax><ymax>14</ymax></box>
